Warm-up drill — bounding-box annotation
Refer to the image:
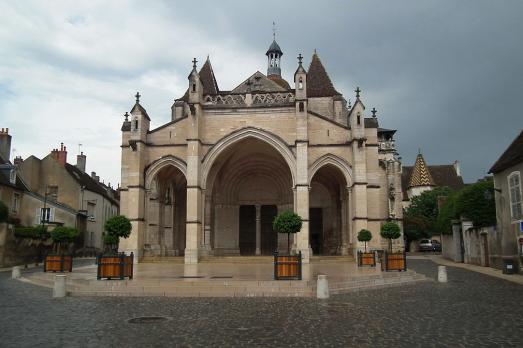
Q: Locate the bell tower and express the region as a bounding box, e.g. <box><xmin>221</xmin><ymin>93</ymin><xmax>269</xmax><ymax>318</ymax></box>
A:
<box><xmin>266</xmin><ymin>23</ymin><xmax>283</xmax><ymax>77</ymax></box>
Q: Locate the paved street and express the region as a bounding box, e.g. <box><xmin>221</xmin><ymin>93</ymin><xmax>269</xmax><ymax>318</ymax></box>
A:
<box><xmin>1</xmin><ymin>259</ymin><xmax>522</xmax><ymax>348</ymax></box>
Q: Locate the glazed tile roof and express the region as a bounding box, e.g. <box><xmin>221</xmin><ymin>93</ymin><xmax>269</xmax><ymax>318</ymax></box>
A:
<box><xmin>408</xmin><ymin>153</ymin><xmax>435</xmax><ymax>188</ymax></box>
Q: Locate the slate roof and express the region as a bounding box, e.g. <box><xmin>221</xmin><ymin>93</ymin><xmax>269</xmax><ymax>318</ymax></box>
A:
<box><xmin>408</xmin><ymin>154</ymin><xmax>435</xmax><ymax>188</ymax></box>
<box><xmin>364</xmin><ymin>118</ymin><xmax>379</xmax><ymax>128</ymax></box>
<box><xmin>267</xmin><ymin>74</ymin><xmax>291</xmax><ymax>89</ymax></box>
<box><xmin>489</xmin><ymin>130</ymin><xmax>523</xmax><ymax>174</ymax></box>
<box><xmin>402</xmin><ymin>164</ymin><xmax>465</xmax><ymax>200</ymax></box>
<box><xmin>199</xmin><ymin>58</ymin><xmax>219</xmax><ymax>95</ymax></box>
<box><xmin>64</xmin><ymin>164</ymin><xmax>118</xmax><ymax>205</ymax></box>
<box><xmin>306</xmin><ymin>53</ymin><xmax>341</xmax><ymax>98</ymax></box>
<box><xmin>266</xmin><ymin>40</ymin><xmax>283</xmax><ymax>55</ymax></box>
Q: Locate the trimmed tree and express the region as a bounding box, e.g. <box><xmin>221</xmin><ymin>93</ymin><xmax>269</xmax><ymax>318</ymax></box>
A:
<box><xmin>50</xmin><ymin>226</ymin><xmax>79</xmax><ymax>254</ymax></box>
<box><xmin>380</xmin><ymin>222</ymin><xmax>401</xmax><ymax>252</ymax></box>
<box><xmin>273</xmin><ymin>211</ymin><xmax>302</xmax><ymax>254</ymax></box>
<box><xmin>357</xmin><ymin>229</ymin><xmax>372</xmax><ymax>252</ymax></box>
<box><xmin>104</xmin><ymin>215</ymin><xmax>132</xmax><ymax>253</ymax></box>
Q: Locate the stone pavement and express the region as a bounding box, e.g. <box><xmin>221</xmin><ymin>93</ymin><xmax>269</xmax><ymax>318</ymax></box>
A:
<box><xmin>1</xmin><ymin>259</ymin><xmax>522</xmax><ymax>347</ymax></box>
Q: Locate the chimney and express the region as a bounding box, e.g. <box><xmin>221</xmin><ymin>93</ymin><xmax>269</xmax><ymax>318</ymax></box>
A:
<box><xmin>51</xmin><ymin>143</ymin><xmax>67</xmax><ymax>166</ymax></box>
<box><xmin>91</xmin><ymin>171</ymin><xmax>100</xmax><ymax>182</ymax></box>
<box><xmin>453</xmin><ymin>160</ymin><xmax>461</xmax><ymax>177</ymax></box>
<box><xmin>0</xmin><ymin>128</ymin><xmax>12</xmax><ymax>162</ymax></box>
<box><xmin>76</xmin><ymin>151</ymin><xmax>86</xmax><ymax>172</ymax></box>
<box><xmin>13</xmin><ymin>156</ymin><xmax>23</xmax><ymax>166</ymax></box>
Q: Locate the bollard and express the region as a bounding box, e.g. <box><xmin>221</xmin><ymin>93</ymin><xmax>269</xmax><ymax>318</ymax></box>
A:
<box><xmin>316</xmin><ymin>274</ymin><xmax>330</xmax><ymax>299</ymax></box>
<box><xmin>53</xmin><ymin>274</ymin><xmax>67</xmax><ymax>298</ymax></box>
<box><xmin>438</xmin><ymin>265</ymin><xmax>447</xmax><ymax>283</ymax></box>
<box><xmin>12</xmin><ymin>266</ymin><xmax>21</xmax><ymax>279</ymax></box>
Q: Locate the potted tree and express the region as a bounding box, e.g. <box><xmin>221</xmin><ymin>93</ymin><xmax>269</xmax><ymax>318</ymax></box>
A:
<box><xmin>357</xmin><ymin>229</ymin><xmax>375</xmax><ymax>267</ymax></box>
<box><xmin>380</xmin><ymin>222</ymin><xmax>406</xmax><ymax>271</ymax></box>
<box><xmin>97</xmin><ymin>215</ymin><xmax>134</xmax><ymax>280</ymax></box>
<box><xmin>44</xmin><ymin>226</ymin><xmax>78</xmax><ymax>272</ymax></box>
<box><xmin>272</xmin><ymin>211</ymin><xmax>303</xmax><ymax>280</ymax></box>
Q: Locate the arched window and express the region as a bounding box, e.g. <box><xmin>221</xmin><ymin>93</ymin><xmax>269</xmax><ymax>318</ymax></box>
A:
<box><xmin>133</xmin><ymin>118</ymin><xmax>139</xmax><ymax>131</ymax></box>
<box><xmin>299</xmin><ymin>102</ymin><xmax>304</xmax><ymax>112</ymax></box>
<box><xmin>357</xmin><ymin>112</ymin><xmax>361</xmax><ymax>125</ymax></box>
<box><xmin>508</xmin><ymin>171</ymin><xmax>522</xmax><ymax>219</ymax></box>
<box><xmin>298</xmin><ymin>77</ymin><xmax>303</xmax><ymax>90</ymax></box>
<box><xmin>192</xmin><ymin>83</ymin><xmax>196</xmax><ymax>92</ymax></box>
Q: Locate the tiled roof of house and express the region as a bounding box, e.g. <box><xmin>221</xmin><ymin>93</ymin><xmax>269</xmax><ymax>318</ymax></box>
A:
<box><xmin>64</xmin><ymin>164</ymin><xmax>118</xmax><ymax>205</ymax></box>
<box><xmin>402</xmin><ymin>163</ymin><xmax>465</xmax><ymax>200</ymax></box>
<box><xmin>489</xmin><ymin>130</ymin><xmax>523</xmax><ymax>174</ymax></box>
<box><xmin>409</xmin><ymin>154</ymin><xmax>435</xmax><ymax>188</ymax></box>
<box><xmin>306</xmin><ymin>53</ymin><xmax>341</xmax><ymax>98</ymax></box>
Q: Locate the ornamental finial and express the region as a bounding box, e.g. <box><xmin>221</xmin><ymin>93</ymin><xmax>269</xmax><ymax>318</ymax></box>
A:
<box><xmin>135</xmin><ymin>92</ymin><xmax>141</xmax><ymax>103</ymax></box>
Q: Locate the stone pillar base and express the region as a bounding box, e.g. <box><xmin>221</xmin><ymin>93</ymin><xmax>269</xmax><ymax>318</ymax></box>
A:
<box><xmin>184</xmin><ymin>249</ymin><xmax>199</xmax><ymax>264</ymax></box>
<box><xmin>340</xmin><ymin>244</ymin><xmax>349</xmax><ymax>256</ymax></box>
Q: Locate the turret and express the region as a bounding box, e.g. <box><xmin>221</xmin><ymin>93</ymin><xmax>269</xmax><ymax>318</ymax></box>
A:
<box><xmin>188</xmin><ymin>58</ymin><xmax>203</xmax><ymax>105</ymax></box>
<box><xmin>130</xmin><ymin>92</ymin><xmax>150</xmax><ymax>144</ymax></box>
<box><xmin>294</xmin><ymin>53</ymin><xmax>307</xmax><ymax>101</ymax></box>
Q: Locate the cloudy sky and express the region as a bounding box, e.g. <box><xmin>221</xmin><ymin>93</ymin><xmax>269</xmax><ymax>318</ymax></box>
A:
<box><xmin>1</xmin><ymin>0</ymin><xmax>522</xmax><ymax>186</ymax></box>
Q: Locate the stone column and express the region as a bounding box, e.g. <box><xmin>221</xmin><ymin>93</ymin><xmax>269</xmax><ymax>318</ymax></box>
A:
<box><xmin>255</xmin><ymin>205</ymin><xmax>261</xmax><ymax>255</ymax></box>
<box><xmin>340</xmin><ymin>188</ymin><xmax>349</xmax><ymax>255</ymax></box>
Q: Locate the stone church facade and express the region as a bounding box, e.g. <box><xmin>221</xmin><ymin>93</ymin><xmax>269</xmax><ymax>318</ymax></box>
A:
<box><xmin>119</xmin><ymin>38</ymin><xmax>404</xmax><ymax>264</ymax></box>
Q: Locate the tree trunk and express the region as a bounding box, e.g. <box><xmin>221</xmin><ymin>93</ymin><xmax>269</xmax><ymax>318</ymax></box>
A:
<box><xmin>287</xmin><ymin>233</ymin><xmax>290</xmax><ymax>254</ymax></box>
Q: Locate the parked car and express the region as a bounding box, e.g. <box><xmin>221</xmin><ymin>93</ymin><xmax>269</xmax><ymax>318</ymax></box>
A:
<box><xmin>431</xmin><ymin>240</ymin><xmax>442</xmax><ymax>252</ymax></box>
<box><xmin>419</xmin><ymin>239</ymin><xmax>433</xmax><ymax>252</ymax></box>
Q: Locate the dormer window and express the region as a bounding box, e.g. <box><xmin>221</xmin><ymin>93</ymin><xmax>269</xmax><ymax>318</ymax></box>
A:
<box><xmin>9</xmin><ymin>169</ymin><xmax>16</xmax><ymax>184</ymax></box>
<box><xmin>298</xmin><ymin>77</ymin><xmax>303</xmax><ymax>90</ymax></box>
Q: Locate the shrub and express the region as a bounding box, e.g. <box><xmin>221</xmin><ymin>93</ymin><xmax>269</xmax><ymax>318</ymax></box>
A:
<box><xmin>454</xmin><ymin>180</ymin><xmax>496</xmax><ymax>227</ymax></box>
<box><xmin>273</xmin><ymin>211</ymin><xmax>302</xmax><ymax>254</ymax></box>
<box><xmin>357</xmin><ymin>229</ymin><xmax>372</xmax><ymax>252</ymax></box>
<box><xmin>436</xmin><ymin>193</ymin><xmax>458</xmax><ymax>235</ymax></box>
<box><xmin>103</xmin><ymin>215</ymin><xmax>132</xmax><ymax>253</ymax></box>
<box><xmin>14</xmin><ymin>225</ymin><xmax>49</xmax><ymax>240</ymax></box>
<box><xmin>380</xmin><ymin>222</ymin><xmax>401</xmax><ymax>252</ymax></box>
<box><xmin>51</xmin><ymin>226</ymin><xmax>78</xmax><ymax>254</ymax></box>
<box><xmin>0</xmin><ymin>201</ymin><xmax>8</xmax><ymax>223</ymax></box>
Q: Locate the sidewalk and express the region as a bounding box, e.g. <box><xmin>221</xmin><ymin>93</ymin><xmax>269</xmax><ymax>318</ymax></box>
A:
<box><xmin>408</xmin><ymin>254</ymin><xmax>523</xmax><ymax>285</ymax></box>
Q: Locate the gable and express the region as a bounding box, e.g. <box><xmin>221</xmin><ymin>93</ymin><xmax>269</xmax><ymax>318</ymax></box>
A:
<box><xmin>231</xmin><ymin>71</ymin><xmax>286</xmax><ymax>94</ymax></box>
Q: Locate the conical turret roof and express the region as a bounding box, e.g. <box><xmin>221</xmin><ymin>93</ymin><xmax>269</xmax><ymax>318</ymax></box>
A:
<box><xmin>409</xmin><ymin>153</ymin><xmax>435</xmax><ymax>188</ymax></box>
<box><xmin>266</xmin><ymin>40</ymin><xmax>283</xmax><ymax>56</ymax></box>
<box><xmin>307</xmin><ymin>53</ymin><xmax>340</xmax><ymax>97</ymax></box>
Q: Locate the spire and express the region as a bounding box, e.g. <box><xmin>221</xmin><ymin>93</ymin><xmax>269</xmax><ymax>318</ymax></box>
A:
<box><xmin>307</xmin><ymin>52</ymin><xmax>340</xmax><ymax>97</ymax></box>
<box><xmin>409</xmin><ymin>153</ymin><xmax>435</xmax><ymax>188</ymax></box>
<box><xmin>199</xmin><ymin>56</ymin><xmax>219</xmax><ymax>94</ymax></box>
<box><xmin>130</xmin><ymin>91</ymin><xmax>150</xmax><ymax>120</ymax></box>
<box><xmin>266</xmin><ymin>24</ymin><xmax>283</xmax><ymax>77</ymax></box>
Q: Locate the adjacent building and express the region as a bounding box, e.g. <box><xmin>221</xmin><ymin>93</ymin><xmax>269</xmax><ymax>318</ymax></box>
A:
<box><xmin>119</xmin><ymin>38</ymin><xmax>404</xmax><ymax>264</ymax></box>
<box><xmin>489</xmin><ymin>130</ymin><xmax>523</xmax><ymax>271</ymax></box>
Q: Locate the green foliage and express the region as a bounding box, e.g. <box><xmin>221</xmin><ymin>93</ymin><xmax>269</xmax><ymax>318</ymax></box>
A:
<box><xmin>380</xmin><ymin>222</ymin><xmax>401</xmax><ymax>252</ymax></box>
<box><xmin>14</xmin><ymin>225</ymin><xmax>49</xmax><ymax>239</ymax></box>
<box><xmin>403</xmin><ymin>187</ymin><xmax>453</xmax><ymax>241</ymax></box>
<box><xmin>273</xmin><ymin>211</ymin><xmax>302</xmax><ymax>235</ymax></box>
<box><xmin>103</xmin><ymin>233</ymin><xmax>119</xmax><ymax>245</ymax></box>
<box><xmin>454</xmin><ymin>180</ymin><xmax>496</xmax><ymax>227</ymax></box>
<box><xmin>104</xmin><ymin>215</ymin><xmax>132</xmax><ymax>239</ymax></box>
<box><xmin>357</xmin><ymin>229</ymin><xmax>372</xmax><ymax>252</ymax></box>
<box><xmin>0</xmin><ymin>200</ymin><xmax>8</xmax><ymax>223</ymax></box>
<box><xmin>50</xmin><ymin>226</ymin><xmax>79</xmax><ymax>244</ymax></box>
<box><xmin>357</xmin><ymin>229</ymin><xmax>372</xmax><ymax>242</ymax></box>
<box><xmin>436</xmin><ymin>193</ymin><xmax>458</xmax><ymax>235</ymax></box>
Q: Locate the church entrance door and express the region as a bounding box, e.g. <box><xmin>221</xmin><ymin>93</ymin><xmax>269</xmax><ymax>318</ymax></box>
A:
<box><xmin>261</xmin><ymin>205</ymin><xmax>278</xmax><ymax>255</ymax></box>
<box><xmin>239</xmin><ymin>205</ymin><xmax>256</xmax><ymax>255</ymax></box>
<box><xmin>310</xmin><ymin>208</ymin><xmax>323</xmax><ymax>255</ymax></box>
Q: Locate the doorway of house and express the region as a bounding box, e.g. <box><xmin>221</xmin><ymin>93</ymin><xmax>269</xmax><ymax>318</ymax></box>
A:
<box><xmin>310</xmin><ymin>208</ymin><xmax>323</xmax><ymax>255</ymax></box>
<box><xmin>239</xmin><ymin>205</ymin><xmax>256</xmax><ymax>255</ymax></box>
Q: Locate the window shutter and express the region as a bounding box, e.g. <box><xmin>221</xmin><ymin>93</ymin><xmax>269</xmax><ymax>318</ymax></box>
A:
<box><xmin>50</xmin><ymin>208</ymin><xmax>55</xmax><ymax>222</ymax></box>
<box><xmin>35</xmin><ymin>208</ymin><xmax>41</xmax><ymax>225</ymax></box>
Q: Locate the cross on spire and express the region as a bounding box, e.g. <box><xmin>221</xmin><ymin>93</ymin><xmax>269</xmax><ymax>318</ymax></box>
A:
<box><xmin>371</xmin><ymin>107</ymin><xmax>377</xmax><ymax>117</ymax></box>
<box><xmin>355</xmin><ymin>87</ymin><xmax>361</xmax><ymax>98</ymax></box>
<box><xmin>135</xmin><ymin>92</ymin><xmax>141</xmax><ymax>103</ymax></box>
<box><xmin>297</xmin><ymin>53</ymin><xmax>303</xmax><ymax>64</ymax></box>
<box><xmin>192</xmin><ymin>58</ymin><xmax>197</xmax><ymax>69</ymax></box>
<box><xmin>124</xmin><ymin>112</ymin><xmax>129</xmax><ymax>122</ymax></box>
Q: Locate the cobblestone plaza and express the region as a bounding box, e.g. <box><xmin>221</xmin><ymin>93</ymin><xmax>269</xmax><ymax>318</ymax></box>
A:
<box><xmin>1</xmin><ymin>259</ymin><xmax>522</xmax><ymax>347</ymax></box>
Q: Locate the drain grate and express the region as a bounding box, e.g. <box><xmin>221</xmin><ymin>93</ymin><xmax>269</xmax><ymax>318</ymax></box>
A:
<box><xmin>127</xmin><ymin>316</ymin><xmax>172</xmax><ymax>324</ymax></box>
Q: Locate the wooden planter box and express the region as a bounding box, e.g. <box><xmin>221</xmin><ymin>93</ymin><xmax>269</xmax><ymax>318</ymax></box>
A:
<box><xmin>381</xmin><ymin>251</ymin><xmax>407</xmax><ymax>272</ymax></box>
<box><xmin>274</xmin><ymin>252</ymin><xmax>302</xmax><ymax>280</ymax></box>
<box><xmin>97</xmin><ymin>253</ymin><xmax>134</xmax><ymax>280</ymax></box>
<box><xmin>357</xmin><ymin>251</ymin><xmax>376</xmax><ymax>267</ymax></box>
<box><xmin>44</xmin><ymin>255</ymin><xmax>73</xmax><ymax>272</ymax></box>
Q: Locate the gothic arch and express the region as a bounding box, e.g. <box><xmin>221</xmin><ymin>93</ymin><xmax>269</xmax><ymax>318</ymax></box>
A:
<box><xmin>308</xmin><ymin>154</ymin><xmax>353</xmax><ymax>186</ymax></box>
<box><xmin>145</xmin><ymin>155</ymin><xmax>187</xmax><ymax>191</ymax></box>
<box><xmin>201</xmin><ymin>127</ymin><xmax>297</xmax><ymax>189</ymax></box>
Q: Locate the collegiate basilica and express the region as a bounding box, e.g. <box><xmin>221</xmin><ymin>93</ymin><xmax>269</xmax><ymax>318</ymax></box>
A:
<box><xmin>119</xmin><ymin>37</ymin><xmax>403</xmax><ymax>264</ymax></box>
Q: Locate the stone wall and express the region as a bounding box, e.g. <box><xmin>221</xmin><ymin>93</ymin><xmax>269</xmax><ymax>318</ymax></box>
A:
<box><xmin>0</xmin><ymin>223</ymin><xmax>49</xmax><ymax>267</ymax></box>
